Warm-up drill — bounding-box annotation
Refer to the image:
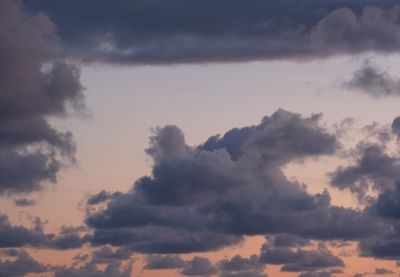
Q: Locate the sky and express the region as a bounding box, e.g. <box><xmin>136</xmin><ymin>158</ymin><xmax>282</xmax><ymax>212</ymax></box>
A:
<box><xmin>2</xmin><ymin>0</ymin><xmax>400</xmax><ymax>276</ymax></box>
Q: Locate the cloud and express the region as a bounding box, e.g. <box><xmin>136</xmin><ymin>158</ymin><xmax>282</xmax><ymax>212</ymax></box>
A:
<box><xmin>369</xmin><ymin>183</ymin><xmax>400</xmax><ymax>220</ymax></box>
<box><xmin>329</xmin><ymin>142</ymin><xmax>400</xmax><ymax>202</ymax></box>
<box><xmin>270</xmin><ymin>234</ymin><xmax>310</xmax><ymax>248</ymax></box>
<box><xmin>84</xmin><ymin>110</ymin><xmax>385</xmax><ymax>256</ymax></box>
<box><xmin>0</xmin><ymin>214</ymin><xmax>87</xmax><ymax>250</ymax></box>
<box><xmin>391</xmin><ymin>116</ymin><xmax>400</xmax><ymax>137</ymax></box>
<box><xmin>23</xmin><ymin>1</ymin><xmax>400</xmax><ymax>64</ymax></box>
<box><xmin>375</xmin><ymin>267</ymin><xmax>394</xmax><ymax>274</ymax></box>
<box><xmin>13</xmin><ymin>198</ymin><xmax>37</xmax><ymax>207</ymax></box>
<box><xmin>90</xmin><ymin>246</ymin><xmax>132</xmax><ymax>265</ymax></box>
<box><xmin>259</xmin><ymin>238</ymin><xmax>344</xmax><ymax>273</ymax></box>
<box><xmin>46</xmin><ymin>226</ymin><xmax>88</xmax><ymax>250</ymax></box>
<box><xmin>343</xmin><ymin>60</ymin><xmax>400</xmax><ymax>97</ymax></box>
<box><xmin>144</xmin><ymin>255</ymin><xmax>185</xmax><ymax>270</ymax></box>
<box><xmin>0</xmin><ymin>0</ymin><xmax>84</xmax><ymax>194</ymax></box>
<box><xmin>0</xmin><ymin>249</ymin><xmax>49</xmax><ymax>276</ymax></box>
<box><xmin>218</xmin><ymin>255</ymin><xmax>267</xmax><ymax>277</ymax></box>
<box><xmin>0</xmin><ymin>215</ymin><xmax>47</xmax><ymax>248</ymax></box>
<box><xmin>53</xmin><ymin>246</ymin><xmax>133</xmax><ymax>277</ymax></box>
<box><xmin>181</xmin><ymin>257</ymin><xmax>217</xmax><ymax>276</ymax></box>
<box><xmin>53</xmin><ymin>261</ymin><xmax>133</xmax><ymax>277</ymax></box>
<box><xmin>298</xmin><ymin>271</ymin><xmax>334</xmax><ymax>277</ymax></box>
<box><xmin>359</xmin><ymin>183</ymin><xmax>400</xmax><ymax>259</ymax></box>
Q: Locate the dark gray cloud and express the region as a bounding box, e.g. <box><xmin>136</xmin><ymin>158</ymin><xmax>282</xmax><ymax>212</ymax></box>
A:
<box><xmin>91</xmin><ymin>246</ymin><xmax>132</xmax><ymax>265</ymax></box>
<box><xmin>298</xmin><ymin>271</ymin><xmax>334</xmax><ymax>277</ymax></box>
<box><xmin>52</xmin><ymin>246</ymin><xmax>133</xmax><ymax>277</ymax></box>
<box><xmin>343</xmin><ymin>60</ymin><xmax>400</xmax><ymax>97</ymax></box>
<box><xmin>391</xmin><ymin>116</ymin><xmax>400</xmax><ymax>137</ymax></box>
<box><xmin>218</xmin><ymin>255</ymin><xmax>267</xmax><ymax>277</ymax></box>
<box><xmin>0</xmin><ymin>0</ymin><xmax>84</xmax><ymax>195</ymax></box>
<box><xmin>23</xmin><ymin>0</ymin><xmax>400</xmax><ymax>64</ymax></box>
<box><xmin>360</xmin><ymin>239</ymin><xmax>400</xmax><ymax>260</ymax></box>
<box><xmin>259</xmin><ymin>239</ymin><xmax>344</xmax><ymax>273</ymax></box>
<box><xmin>0</xmin><ymin>214</ymin><xmax>87</xmax><ymax>250</ymax></box>
<box><xmin>359</xmin><ymin>200</ymin><xmax>400</xmax><ymax>260</ymax></box>
<box><xmin>181</xmin><ymin>257</ymin><xmax>217</xmax><ymax>276</ymax></box>
<box><xmin>87</xmin><ymin>190</ymin><xmax>121</xmax><ymax>206</ymax></box>
<box><xmin>0</xmin><ymin>249</ymin><xmax>49</xmax><ymax>276</ymax></box>
<box><xmin>0</xmin><ymin>215</ymin><xmax>47</xmax><ymax>248</ymax></box>
<box><xmin>369</xmin><ymin>183</ymin><xmax>400</xmax><ymax>220</ymax></box>
<box><xmin>375</xmin><ymin>267</ymin><xmax>394</xmax><ymax>274</ymax></box>
<box><xmin>46</xmin><ymin>226</ymin><xmax>88</xmax><ymax>250</ymax></box>
<box><xmin>53</xmin><ymin>261</ymin><xmax>133</xmax><ymax>277</ymax></box>
<box><xmin>329</xmin><ymin>143</ymin><xmax>400</xmax><ymax>202</ymax></box>
<box><xmin>85</xmin><ymin>110</ymin><xmax>385</xmax><ymax>256</ymax></box>
<box><xmin>13</xmin><ymin>198</ymin><xmax>37</xmax><ymax>207</ymax></box>
<box><xmin>144</xmin><ymin>254</ymin><xmax>185</xmax><ymax>270</ymax></box>
<box><xmin>269</xmin><ymin>234</ymin><xmax>310</xmax><ymax>248</ymax></box>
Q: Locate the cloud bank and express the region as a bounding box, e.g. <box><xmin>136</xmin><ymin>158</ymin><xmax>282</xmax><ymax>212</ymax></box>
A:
<box><xmin>24</xmin><ymin>0</ymin><xmax>400</xmax><ymax>64</ymax></box>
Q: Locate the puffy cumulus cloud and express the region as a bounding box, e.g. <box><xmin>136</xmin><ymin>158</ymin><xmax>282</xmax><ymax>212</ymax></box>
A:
<box><xmin>23</xmin><ymin>0</ymin><xmax>400</xmax><ymax>64</ymax></box>
<box><xmin>259</xmin><ymin>237</ymin><xmax>344</xmax><ymax>273</ymax></box>
<box><xmin>326</xmin><ymin>117</ymin><xmax>400</xmax><ymax>261</ymax></box>
<box><xmin>342</xmin><ymin>60</ymin><xmax>400</xmax><ymax>98</ymax></box>
<box><xmin>329</xmin><ymin>140</ymin><xmax>400</xmax><ymax>202</ymax></box>
<box><xmin>358</xmin><ymin>182</ymin><xmax>400</xmax><ymax>260</ymax></box>
<box><xmin>0</xmin><ymin>0</ymin><xmax>84</xmax><ymax>195</ymax></box>
<box><xmin>218</xmin><ymin>255</ymin><xmax>267</xmax><ymax>277</ymax></box>
<box><xmin>181</xmin><ymin>257</ymin><xmax>217</xmax><ymax>276</ymax></box>
<box><xmin>0</xmin><ymin>214</ymin><xmax>87</xmax><ymax>250</ymax></box>
<box><xmin>46</xmin><ymin>226</ymin><xmax>88</xmax><ymax>250</ymax></box>
<box><xmin>309</xmin><ymin>6</ymin><xmax>400</xmax><ymax>56</ymax></box>
<box><xmin>369</xmin><ymin>182</ymin><xmax>400</xmax><ymax>220</ymax></box>
<box><xmin>359</xmin><ymin>181</ymin><xmax>400</xmax><ymax>260</ymax></box>
<box><xmin>0</xmin><ymin>249</ymin><xmax>49</xmax><ymax>276</ymax></box>
<box><xmin>84</xmin><ymin>109</ymin><xmax>386</xmax><ymax>256</ymax></box>
<box><xmin>0</xmin><ymin>215</ymin><xmax>48</xmax><ymax>248</ymax></box>
<box><xmin>328</xmin><ymin>115</ymin><xmax>400</xmax><ymax>203</ymax></box>
<box><xmin>90</xmin><ymin>246</ymin><xmax>133</xmax><ymax>265</ymax></box>
<box><xmin>144</xmin><ymin>254</ymin><xmax>186</xmax><ymax>270</ymax></box>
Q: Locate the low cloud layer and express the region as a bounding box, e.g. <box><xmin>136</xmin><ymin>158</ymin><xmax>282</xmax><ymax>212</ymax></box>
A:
<box><xmin>22</xmin><ymin>0</ymin><xmax>400</xmax><ymax>64</ymax></box>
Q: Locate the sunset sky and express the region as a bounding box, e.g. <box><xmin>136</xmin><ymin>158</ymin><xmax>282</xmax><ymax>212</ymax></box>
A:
<box><xmin>2</xmin><ymin>1</ymin><xmax>400</xmax><ymax>276</ymax></box>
